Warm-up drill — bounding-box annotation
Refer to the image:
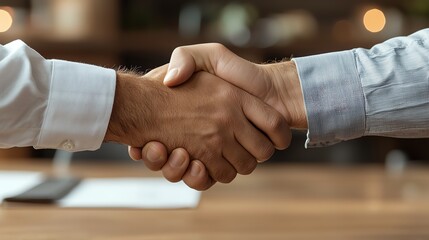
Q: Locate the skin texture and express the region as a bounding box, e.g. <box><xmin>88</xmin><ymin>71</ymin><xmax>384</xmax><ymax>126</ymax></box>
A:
<box><xmin>129</xmin><ymin>44</ymin><xmax>307</xmax><ymax>191</ymax></box>
<box><xmin>106</xmin><ymin>65</ymin><xmax>291</xmax><ymax>185</ymax></box>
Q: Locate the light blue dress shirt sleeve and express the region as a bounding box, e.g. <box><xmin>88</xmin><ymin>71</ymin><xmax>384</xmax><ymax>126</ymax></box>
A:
<box><xmin>293</xmin><ymin>29</ymin><xmax>429</xmax><ymax>148</ymax></box>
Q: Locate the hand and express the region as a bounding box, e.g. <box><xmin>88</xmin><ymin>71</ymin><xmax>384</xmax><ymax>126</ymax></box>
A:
<box><xmin>130</xmin><ymin>44</ymin><xmax>306</xmax><ymax>189</ymax></box>
<box><xmin>162</xmin><ymin>43</ymin><xmax>307</xmax><ymax>128</ymax></box>
<box><xmin>129</xmin><ymin>143</ymin><xmax>214</xmax><ymax>190</ymax></box>
<box><xmin>107</xmin><ymin>65</ymin><xmax>291</xmax><ymax>187</ymax></box>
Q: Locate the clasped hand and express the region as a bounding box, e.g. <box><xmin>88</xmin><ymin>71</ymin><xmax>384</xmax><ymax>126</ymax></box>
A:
<box><xmin>123</xmin><ymin>44</ymin><xmax>307</xmax><ymax>190</ymax></box>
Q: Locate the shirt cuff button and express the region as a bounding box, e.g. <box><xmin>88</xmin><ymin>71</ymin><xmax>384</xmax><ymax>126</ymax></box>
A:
<box><xmin>61</xmin><ymin>140</ymin><xmax>75</xmax><ymax>151</ymax></box>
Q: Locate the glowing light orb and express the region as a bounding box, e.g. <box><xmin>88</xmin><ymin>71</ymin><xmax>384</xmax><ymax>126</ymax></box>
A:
<box><xmin>363</xmin><ymin>9</ymin><xmax>386</xmax><ymax>33</ymax></box>
<box><xmin>0</xmin><ymin>9</ymin><xmax>13</xmax><ymax>33</ymax></box>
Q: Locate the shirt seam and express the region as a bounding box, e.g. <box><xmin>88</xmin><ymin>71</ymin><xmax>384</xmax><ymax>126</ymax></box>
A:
<box><xmin>351</xmin><ymin>49</ymin><xmax>368</xmax><ymax>137</ymax></box>
<box><xmin>291</xmin><ymin>59</ymin><xmax>312</xmax><ymax>148</ymax></box>
<box><xmin>35</xmin><ymin>60</ymin><xmax>55</xmax><ymax>148</ymax></box>
<box><xmin>99</xmin><ymin>71</ymin><xmax>116</xmax><ymax>145</ymax></box>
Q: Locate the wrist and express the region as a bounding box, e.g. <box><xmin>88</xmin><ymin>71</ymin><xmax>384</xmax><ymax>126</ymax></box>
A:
<box><xmin>104</xmin><ymin>72</ymin><xmax>128</xmax><ymax>143</ymax></box>
<box><xmin>105</xmin><ymin>72</ymin><xmax>152</xmax><ymax>146</ymax></box>
<box><xmin>264</xmin><ymin>61</ymin><xmax>308</xmax><ymax>129</ymax></box>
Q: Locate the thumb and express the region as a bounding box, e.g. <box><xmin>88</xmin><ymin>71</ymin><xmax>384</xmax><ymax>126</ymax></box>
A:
<box><xmin>163</xmin><ymin>43</ymin><xmax>268</xmax><ymax>100</ymax></box>
<box><xmin>163</xmin><ymin>47</ymin><xmax>197</xmax><ymax>87</ymax></box>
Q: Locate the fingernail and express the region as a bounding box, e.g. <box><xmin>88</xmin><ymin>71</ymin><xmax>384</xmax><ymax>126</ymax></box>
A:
<box><xmin>146</xmin><ymin>146</ymin><xmax>161</xmax><ymax>163</ymax></box>
<box><xmin>169</xmin><ymin>152</ymin><xmax>185</xmax><ymax>168</ymax></box>
<box><xmin>191</xmin><ymin>162</ymin><xmax>201</xmax><ymax>177</ymax></box>
<box><xmin>163</xmin><ymin>68</ymin><xmax>178</xmax><ymax>84</ymax></box>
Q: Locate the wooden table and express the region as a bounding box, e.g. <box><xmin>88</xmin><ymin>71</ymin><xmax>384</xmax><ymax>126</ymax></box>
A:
<box><xmin>1</xmin><ymin>160</ymin><xmax>429</xmax><ymax>240</ymax></box>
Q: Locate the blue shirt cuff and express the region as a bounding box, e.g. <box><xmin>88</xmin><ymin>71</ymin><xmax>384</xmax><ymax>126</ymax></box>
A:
<box><xmin>293</xmin><ymin>50</ymin><xmax>365</xmax><ymax>148</ymax></box>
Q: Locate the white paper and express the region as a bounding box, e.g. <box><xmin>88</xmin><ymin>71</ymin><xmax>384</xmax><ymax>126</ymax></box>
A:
<box><xmin>0</xmin><ymin>171</ymin><xmax>44</xmax><ymax>200</ymax></box>
<box><xmin>0</xmin><ymin>171</ymin><xmax>200</xmax><ymax>209</ymax></box>
<box><xmin>59</xmin><ymin>178</ymin><xmax>201</xmax><ymax>209</ymax></box>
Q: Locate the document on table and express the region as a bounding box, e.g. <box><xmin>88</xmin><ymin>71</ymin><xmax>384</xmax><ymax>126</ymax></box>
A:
<box><xmin>0</xmin><ymin>171</ymin><xmax>201</xmax><ymax>209</ymax></box>
<box><xmin>59</xmin><ymin>178</ymin><xmax>201</xmax><ymax>209</ymax></box>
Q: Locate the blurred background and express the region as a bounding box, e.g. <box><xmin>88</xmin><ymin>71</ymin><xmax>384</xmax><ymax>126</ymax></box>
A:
<box><xmin>0</xmin><ymin>0</ymin><xmax>428</xmax><ymax>166</ymax></box>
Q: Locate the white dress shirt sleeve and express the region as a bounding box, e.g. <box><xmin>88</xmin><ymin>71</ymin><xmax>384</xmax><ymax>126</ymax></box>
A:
<box><xmin>293</xmin><ymin>29</ymin><xmax>429</xmax><ymax>148</ymax></box>
<box><xmin>0</xmin><ymin>40</ymin><xmax>116</xmax><ymax>151</ymax></box>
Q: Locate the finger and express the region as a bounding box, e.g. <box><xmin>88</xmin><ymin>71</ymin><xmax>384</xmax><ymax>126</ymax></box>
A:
<box><xmin>128</xmin><ymin>146</ymin><xmax>143</xmax><ymax>161</ymax></box>
<box><xmin>222</xmin><ymin>141</ymin><xmax>257</xmax><ymax>175</ymax></box>
<box><xmin>161</xmin><ymin>148</ymin><xmax>191</xmax><ymax>183</ymax></box>
<box><xmin>183</xmin><ymin>160</ymin><xmax>217</xmax><ymax>191</ymax></box>
<box><xmin>242</xmin><ymin>95</ymin><xmax>292</xmax><ymax>151</ymax></box>
<box><xmin>203</xmin><ymin>153</ymin><xmax>238</xmax><ymax>184</ymax></box>
<box><xmin>141</xmin><ymin>142</ymin><xmax>169</xmax><ymax>171</ymax></box>
<box><xmin>234</xmin><ymin>119</ymin><xmax>276</xmax><ymax>162</ymax></box>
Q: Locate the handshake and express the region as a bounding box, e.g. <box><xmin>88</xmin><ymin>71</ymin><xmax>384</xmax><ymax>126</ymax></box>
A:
<box><xmin>104</xmin><ymin>43</ymin><xmax>307</xmax><ymax>191</ymax></box>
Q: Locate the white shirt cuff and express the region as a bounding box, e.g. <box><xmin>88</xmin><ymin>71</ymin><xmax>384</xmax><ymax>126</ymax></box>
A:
<box><xmin>35</xmin><ymin>60</ymin><xmax>116</xmax><ymax>151</ymax></box>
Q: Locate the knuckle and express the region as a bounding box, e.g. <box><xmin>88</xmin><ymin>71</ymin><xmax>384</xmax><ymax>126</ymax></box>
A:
<box><xmin>172</xmin><ymin>46</ymin><xmax>186</xmax><ymax>56</ymax></box>
<box><xmin>267</xmin><ymin>113</ymin><xmax>285</xmax><ymax>133</ymax></box>
<box><xmin>142</xmin><ymin>159</ymin><xmax>163</xmax><ymax>171</ymax></box>
<box><xmin>217</xmin><ymin>87</ymin><xmax>236</xmax><ymax>102</ymax></box>
<box><xmin>274</xmin><ymin>128</ymin><xmax>293</xmax><ymax>150</ymax></box>
<box><xmin>196</xmin><ymin>182</ymin><xmax>213</xmax><ymax>191</ymax></box>
<box><xmin>258</xmin><ymin>143</ymin><xmax>275</xmax><ymax>161</ymax></box>
<box><xmin>185</xmin><ymin>179</ymin><xmax>209</xmax><ymax>191</ymax></box>
<box><xmin>163</xmin><ymin>172</ymin><xmax>182</xmax><ymax>183</ymax></box>
<box><xmin>210</xmin><ymin>43</ymin><xmax>227</xmax><ymax>53</ymax></box>
<box><xmin>215</xmin><ymin>112</ymin><xmax>231</xmax><ymax>127</ymax></box>
<box><xmin>238</xmin><ymin>160</ymin><xmax>257</xmax><ymax>175</ymax></box>
<box><xmin>197</xmin><ymin>137</ymin><xmax>222</xmax><ymax>160</ymax></box>
<box><xmin>282</xmin><ymin>132</ymin><xmax>292</xmax><ymax>150</ymax></box>
<box><xmin>214</xmin><ymin>169</ymin><xmax>237</xmax><ymax>183</ymax></box>
<box><xmin>208</xmin><ymin>135</ymin><xmax>223</xmax><ymax>150</ymax></box>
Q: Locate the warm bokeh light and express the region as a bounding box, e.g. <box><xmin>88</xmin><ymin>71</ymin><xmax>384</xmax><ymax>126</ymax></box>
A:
<box><xmin>363</xmin><ymin>8</ymin><xmax>386</xmax><ymax>33</ymax></box>
<box><xmin>0</xmin><ymin>9</ymin><xmax>13</xmax><ymax>33</ymax></box>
